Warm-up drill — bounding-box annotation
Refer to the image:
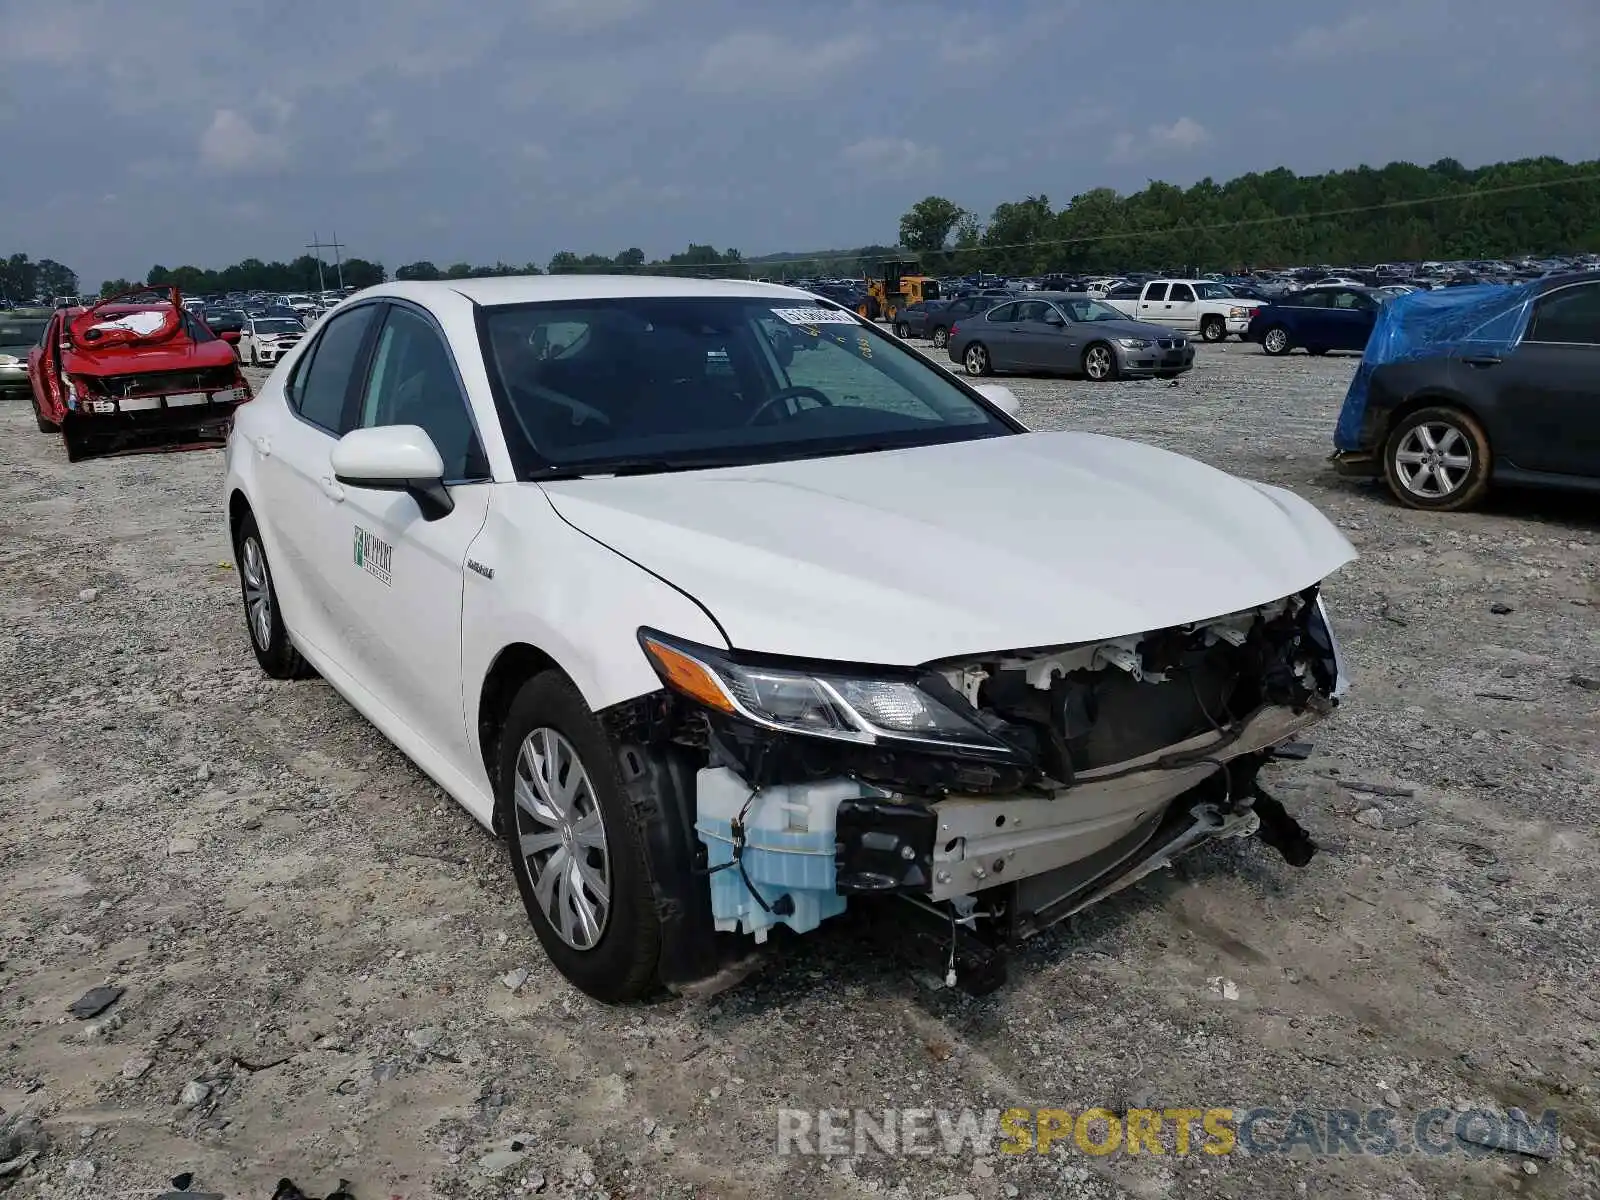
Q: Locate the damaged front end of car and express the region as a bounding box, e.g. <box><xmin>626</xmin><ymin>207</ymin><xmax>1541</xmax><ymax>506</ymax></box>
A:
<box><xmin>604</xmin><ymin>587</ymin><xmax>1345</xmax><ymax>994</ymax></box>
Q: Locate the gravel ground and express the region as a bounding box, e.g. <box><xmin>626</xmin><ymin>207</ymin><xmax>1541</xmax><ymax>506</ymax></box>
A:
<box><xmin>2</xmin><ymin>341</ymin><xmax>1598</xmax><ymax>1200</ymax></box>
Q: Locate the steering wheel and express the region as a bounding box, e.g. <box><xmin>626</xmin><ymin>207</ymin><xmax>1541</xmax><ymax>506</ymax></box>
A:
<box><xmin>745</xmin><ymin>385</ymin><xmax>834</xmax><ymax>426</ymax></box>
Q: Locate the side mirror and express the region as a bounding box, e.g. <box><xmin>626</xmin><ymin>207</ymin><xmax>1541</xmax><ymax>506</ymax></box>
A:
<box><xmin>972</xmin><ymin>383</ymin><xmax>1023</xmax><ymax>421</ymax></box>
<box><xmin>1043</xmin><ymin>312</ymin><xmax>1065</xmax><ymax>327</ymax></box>
<box><xmin>331</xmin><ymin>425</ymin><xmax>454</xmax><ymax>520</ymax></box>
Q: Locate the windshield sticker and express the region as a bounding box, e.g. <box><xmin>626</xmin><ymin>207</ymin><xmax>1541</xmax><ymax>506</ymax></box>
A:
<box><xmin>353</xmin><ymin>525</ymin><xmax>393</xmax><ymax>586</ymax></box>
<box><xmin>89</xmin><ymin>311</ymin><xmax>170</xmax><ymax>338</ymax></box>
<box><xmin>772</xmin><ymin>306</ymin><xmax>859</xmax><ymax>326</ymax></box>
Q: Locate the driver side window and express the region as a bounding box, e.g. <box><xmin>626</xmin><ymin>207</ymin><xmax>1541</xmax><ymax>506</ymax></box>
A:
<box><xmin>359</xmin><ymin>306</ymin><xmax>488</xmax><ymax>482</ymax></box>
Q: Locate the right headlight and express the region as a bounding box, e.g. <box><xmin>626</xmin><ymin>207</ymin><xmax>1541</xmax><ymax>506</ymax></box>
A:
<box><xmin>638</xmin><ymin>629</ymin><xmax>1015</xmax><ymax>756</ymax></box>
<box><xmin>1116</xmin><ymin>337</ymin><xmax>1150</xmax><ymax>349</ymax></box>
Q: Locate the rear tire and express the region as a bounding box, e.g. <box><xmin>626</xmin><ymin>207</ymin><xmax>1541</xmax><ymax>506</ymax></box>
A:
<box><xmin>1261</xmin><ymin>325</ymin><xmax>1292</xmax><ymax>356</ymax></box>
<box><xmin>234</xmin><ymin>512</ymin><xmax>315</xmax><ymax>679</ymax></box>
<box><xmin>1200</xmin><ymin>316</ymin><xmax>1226</xmax><ymax>342</ymax></box>
<box><xmin>1381</xmin><ymin>405</ymin><xmax>1491</xmax><ymax>512</ymax></box>
<box><xmin>963</xmin><ymin>342</ymin><xmax>991</xmax><ymax>376</ymax></box>
<box><xmin>499</xmin><ymin>671</ymin><xmax>662</xmax><ymax>1003</ymax></box>
<box><xmin>893</xmin><ymin>323</ymin><xmax>909</xmax><ymax>339</ymax></box>
<box><xmin>931</xmin><ymin>326</ymin><xmax>949</xmax><ymax>349</ymax></box>
<box><xmin>61</xmin><ymin>416</ymin><xmax>92</xmax><ymax>462</ymax></box>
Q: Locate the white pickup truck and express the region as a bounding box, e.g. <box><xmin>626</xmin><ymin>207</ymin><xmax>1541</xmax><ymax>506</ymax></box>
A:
<box><xmin>1101</xmin><ymin>279</ymin><xmax>1264</xmax><ymax>342</ymax></box>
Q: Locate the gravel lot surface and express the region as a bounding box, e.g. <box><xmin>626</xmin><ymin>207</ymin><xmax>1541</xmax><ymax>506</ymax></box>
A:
<box><xmin>2</xmin><ymin>341</ymin><xmax>1598</xmax><ymax>1200</ymax></box>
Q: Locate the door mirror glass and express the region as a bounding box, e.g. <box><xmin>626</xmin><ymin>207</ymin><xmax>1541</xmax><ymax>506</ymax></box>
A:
<box><xmin>331</xmin><ymin>425</ymin><xmax>454</xmax><ymax>519</ymax></box>
<box><xmin>1043</xmin><ymin>310</ymin><xmax>1065</xmax><ymax>327</ymax></box>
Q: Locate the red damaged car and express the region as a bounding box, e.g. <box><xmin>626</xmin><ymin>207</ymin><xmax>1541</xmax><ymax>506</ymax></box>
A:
<box><xmin>28</xmin><ymin>286</ymin><xmax>252</xmax><ymax>461</ymax></box>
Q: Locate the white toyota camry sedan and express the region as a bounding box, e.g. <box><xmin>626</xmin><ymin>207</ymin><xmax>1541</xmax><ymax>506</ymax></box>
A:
<box><xmin>224</xmin><ymin>275</ymin><xmax>1354</xmax><ymax>1002</ymax></box>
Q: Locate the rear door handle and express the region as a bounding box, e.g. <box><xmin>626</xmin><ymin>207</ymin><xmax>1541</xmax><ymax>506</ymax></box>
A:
<box><xmin>319</xmin><ymin>475</ymin><xmax>345</xmax><ymax>503</ymax></box>
<box><xmin>1462</xmin><ymin>355</ymin><xmax>1502</xmax><ymax>367</ymax></box>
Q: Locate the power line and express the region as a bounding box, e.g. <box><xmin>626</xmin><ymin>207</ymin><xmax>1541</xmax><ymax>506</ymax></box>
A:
<box><xmin>547</xmin><ymin>171</ymin><xmax>1600</xmax><ymax>275</ymax></box>
<box><xmin>306</xmin><ymin>232</ymin><xmax>346</xmax><ymax>290</ymax></box>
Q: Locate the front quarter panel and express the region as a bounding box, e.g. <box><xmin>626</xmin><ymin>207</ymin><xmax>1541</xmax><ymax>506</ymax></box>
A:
<box><xmin>461</xmin><ymin>482</ymin><xmax>727</xmax><ymax>746</ymax></box>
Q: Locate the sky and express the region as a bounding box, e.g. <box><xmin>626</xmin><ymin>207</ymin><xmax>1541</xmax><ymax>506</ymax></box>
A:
<box><xmin>2</xmin><ymin>0</ymin><xmax>1596</xmax><ymax>287</ymax></box>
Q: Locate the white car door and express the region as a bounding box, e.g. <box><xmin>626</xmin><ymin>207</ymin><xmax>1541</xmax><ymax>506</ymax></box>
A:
<box><xmin>250</xmin><ymin>302</ymin><xmax>383</xmax><ymax>660</ymax></box>
<box><xmin>1163</xmin><ymin>283</ymin><xmax>1198</xmax><ymax>329</ymax></box>
<box><xmin>333</xmin><ymin>301</ymin><xmax>492</xmax><ymax>772</ymax></box>
<box><xmin>1135</xmin><ymin>282</ymin><xmax>1169</xmax><ymax>323</ymax></box>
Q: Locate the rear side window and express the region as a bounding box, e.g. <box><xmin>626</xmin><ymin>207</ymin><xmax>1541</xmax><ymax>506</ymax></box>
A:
<box><xmin>1143</xmin><ymin>284</ymin><xmax>1168</xmax><ymax>302</ymax></box>
<box><xmin>1526</xmin><ymin>282</ymin><xmax>1600</xmax><ymax>345</ymax></box>
<box><xmin>985</xmin><ymin>303</ymin><xmax>1019</xmax><ymax>322</ymax></box>
<box><xmin>291</xmin><ymin>304</ymin><xmax>377</xmax><ymax>433</ymax></box>
<box><xmin>1295</xmin><ymin>291</ymin><xmax>1332</xmax><ymax>308</ymax></box>
<box><xmin>1168</xmin><ymin>284</ymin><xmax>1195</xmax><ymax>302</ymax></box>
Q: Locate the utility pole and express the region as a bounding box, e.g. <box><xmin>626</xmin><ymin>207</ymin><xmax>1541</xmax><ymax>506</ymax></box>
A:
<box><xmin>306</xmin><ymin>232</ymin><xmax>346</xmax><ymax>292</ymax></box>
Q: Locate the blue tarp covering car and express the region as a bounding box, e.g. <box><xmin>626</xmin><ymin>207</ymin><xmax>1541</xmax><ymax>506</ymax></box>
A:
<box><xmin>1333</xmin><ymin>282</ymin><xmax>1535</xmax><ymax>451</ymax></box>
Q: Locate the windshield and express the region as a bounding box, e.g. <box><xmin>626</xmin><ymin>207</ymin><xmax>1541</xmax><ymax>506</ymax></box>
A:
<box><xmin>1194</xmin><ymin>283</ymin><xmax>1233</xmax><ymax>300</ymax></box>
<box><xmin>480</xmin><ymin>296</ymin><xmax>1016</xmax><ymax>477</ymax></box>
<box><xmin>1058</xmin><ymin>298</ymin><xmax>1127</xmax><ymax>323</ymax></box>
<box><xmin>254</xmin><ymin>318</ymin><xmax>303</xmax><ymax>334</ymax></box>
<box><xmin>0</xmin><ymin>319</ymin><xmax>47</xmax><ymax>349</ymax></box>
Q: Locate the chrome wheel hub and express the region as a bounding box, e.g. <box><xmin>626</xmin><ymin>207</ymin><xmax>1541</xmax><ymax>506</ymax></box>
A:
<box><xmin>241</xmin><ymin>536</ymin><xmax>272</xmax><ymax>650</ymax></box>
<box><xmin>513</xmin><ymin>728</ymin><xmax>611</xmax><ymax>950</ymax></box>
<box><xmin>1264</xmin><ymin>328</ymin><xmax>1288</xmax><ymax>353</ymax></box>
<box><xmin>1394</xmin><ymin>422</ymin><xmax>1472</xmax><ymax>498</ymax></box>
<box><xmin>1086</xmin><ymin>347</ymin><xmax>1110</xmax><ymax>378</ymax></box>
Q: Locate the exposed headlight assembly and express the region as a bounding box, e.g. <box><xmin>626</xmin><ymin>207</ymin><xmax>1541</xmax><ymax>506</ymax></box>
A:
<box><xmin>638</xmin><ymin>629</ymin><xmax>1015</xmax><ymax>756</ymax></box>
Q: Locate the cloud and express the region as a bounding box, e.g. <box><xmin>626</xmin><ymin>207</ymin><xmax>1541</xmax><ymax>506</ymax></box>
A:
<box><xmin>841</xmin><ymin>137</ymin><xmax>941</xmax><ymax>175</ymax></box>
<box><xmin>692</xmin><ymin>31</ymin><xmax>868</xmax><ymax>93</ymax></box>
<box><xmin>1110</xmin><ymin>117</ymin><xmax>1211</xmax><ymax>162</ymax></box>
<box><xmin>1279</xmin><ymin>12</ymin><xmax>1388</xmax><ymax>60</ymax></box>
<box><xmin>198</xmin><ymin>108</ymin><xmax>291</xmax><ymax>173</ymax></box>
<box><xmin>527</xmin><ymin>0</ymin><xmax>653</xmax><ymax>32</ymax></box>
<box><xmin>8</xmin><ymin>10</ymin><xmax>90</xmax><ymax>63</ymax></box>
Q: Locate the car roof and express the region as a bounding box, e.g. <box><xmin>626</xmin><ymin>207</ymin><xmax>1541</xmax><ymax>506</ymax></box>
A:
<box><xmin>366</xmin><ymin>274</ymin><xmax>817</xmax><ymax>307</ymax></box>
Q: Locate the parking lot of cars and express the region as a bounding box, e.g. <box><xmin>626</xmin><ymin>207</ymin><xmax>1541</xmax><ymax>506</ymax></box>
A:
<box><xmin>2</xmin><ymin>329</ymin><xmax>1597</xmax><ymax>1197</ymax></box>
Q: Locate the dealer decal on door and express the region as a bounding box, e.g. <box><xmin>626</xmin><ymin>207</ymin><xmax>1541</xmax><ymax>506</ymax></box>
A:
<box><xmin>353</xmin><ymin>525</ymin><xmax>393</xmax><ymax>586</ymax></box>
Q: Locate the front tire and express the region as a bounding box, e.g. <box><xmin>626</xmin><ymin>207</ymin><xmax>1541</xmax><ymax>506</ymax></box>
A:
<box><xmin>1200</xmin><ymin>316</ymin><xmax>1226</xmax><ymax>343</ymax></box>
<box><xmin>893</xmin><ymin>323</ymin><xmax>909</xmax><ymax>339</ymax></box>
<box><xmin>31</xmin><ymin>392</ymin><xmax>59</xmax><ymax>433</ymax></box>
<box><xmin>1082</xmin><ymin>342</ymin><xmax>1118</xmax><ymax>382</ymax></box>
<box><xmin>249</xmin><ymin>344</ymin><xmax>259</xmax><ymax>366</ymax></box>
<box><xmin>1261</xmin><ymin>325</ymin><xmax>1292</xmax><ymax>356</ymax></box>
<box><xmin>499</xmin><ymin>671</ymin><xmax>662</xmax><ymax>1003</ymax></box>
<box><xmin>234</xmin><ymin>512</ymin><xmax>315</xmax><ymax>679</ymax></box>
<box><xmin>963</xmin><ymin>342</ymin><xmax>991</xmax><ymax>376</ymax></box>
<box><xmin>1382</xmin><ymin>405</ymin><xmax>1491</xmax><ymax>512</ymax></box>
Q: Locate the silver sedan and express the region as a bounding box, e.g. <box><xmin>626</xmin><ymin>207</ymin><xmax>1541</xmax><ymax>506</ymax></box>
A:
<box><xmin>947</xmin><ymin>295</ymin><xmax>1195</xmax><ymax>381</ymax></box>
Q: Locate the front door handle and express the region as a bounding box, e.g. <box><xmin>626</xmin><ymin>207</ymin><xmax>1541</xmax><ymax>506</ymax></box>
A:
<box><xmin>1462</xmin><ymin>355</ymin><xmax>1502</xmax><ymax>367</ymax></box>
<box><xmin>319</xmin><ymin>475</ymin><xmax>345</xmax><ymax>503</ymax></box>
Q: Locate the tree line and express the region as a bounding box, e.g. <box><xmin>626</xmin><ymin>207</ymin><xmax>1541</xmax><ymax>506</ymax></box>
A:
<box><xmin>894</xmin><ymin>155</ymin><xmax>1600</xmax><ymax>277</ymax></box>
<box><xmin>6</xmin><ymin>155</ymin><xmax>1595</xmax><ymax>305</ymax></box>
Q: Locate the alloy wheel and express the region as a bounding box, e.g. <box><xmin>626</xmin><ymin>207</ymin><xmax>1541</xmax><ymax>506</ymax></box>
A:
<box><xmin>964</xmin><ymin>345</ymin><xmax>988</xmax><ymax>375</ymax></box>
<box><xmin>1393</xmin><ymin>422</ymin><xmax>1473</xmax><ymax>499</ymax></box>
<box><xmin>240</xmin><ymin>535</ymin><xmax>273</xmax><ymax>651</ymax></box>
<box><xmin>512</xmin><ymin>728</ymin><xmax>611</xmax><ymax>951</ymax></box>
<box><xmin>1263</xmin><ymin>327</ymin><xmax>1289</xmax><ymax>354</ymax></box>
<box><xmin>1085</xmin><ymin>345</ymin><xmax>1112</xmax><ymax>380</ymax></box>
<box><xmin>933</xmin><ymin>328</ymin><xmax>949</xmax><ymax>349</ymax></box>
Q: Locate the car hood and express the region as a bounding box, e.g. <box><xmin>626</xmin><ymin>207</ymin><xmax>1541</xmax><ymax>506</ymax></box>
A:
<box><xmin>539</xmin><ymin>431</ymin><xmax>1355</xmax><ymax>665</ymax></box>
<box><xmin>1071</xmin><ymin>318</ymin><xmax>1183</xmax><ymax>341</ymax></box>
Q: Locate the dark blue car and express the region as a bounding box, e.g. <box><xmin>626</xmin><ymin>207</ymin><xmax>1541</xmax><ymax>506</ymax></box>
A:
<box><xmin>1246</xmin><ymin>286</ymin><xmax>1383</xmax><ymax>356</ymax></box>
